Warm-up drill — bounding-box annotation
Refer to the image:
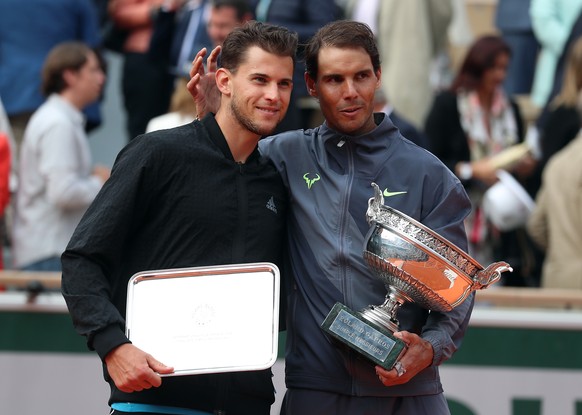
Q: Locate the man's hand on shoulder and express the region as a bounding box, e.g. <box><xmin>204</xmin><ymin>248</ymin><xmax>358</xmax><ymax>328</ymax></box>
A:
<box><xmin>187</xmin><ymin>46</ymin><xmax>221</xmax><ymax>118</ymax></box>
<box><xmin>104</xmin><ymin>343</ymin><xmax>174</xmax><ymax>393</ymax></box>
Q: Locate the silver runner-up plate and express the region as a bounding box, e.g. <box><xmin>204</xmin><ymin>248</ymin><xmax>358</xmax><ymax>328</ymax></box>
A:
<box><xmin>125</xmin><ymin>262</ymin><xmax>280</xmax><ymax>376</ymax></box>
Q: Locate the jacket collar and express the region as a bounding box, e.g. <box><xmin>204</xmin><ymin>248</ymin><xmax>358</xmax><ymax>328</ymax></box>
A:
<box><xmin>319</xmin><ymin>112</ymin><xmax>399</xmax><ymax>151</ymax></box>
<box><xmin>47</xmin><ymin>94</ymin><xmax>85</xmax><ymax>128</ymax></box>
<box><xmin>200</xmin><ymin>113</ymin><xmax>260</xmax><ymax>164</ymax></box>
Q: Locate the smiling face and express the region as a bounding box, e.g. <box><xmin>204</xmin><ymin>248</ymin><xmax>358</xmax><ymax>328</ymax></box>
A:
<box><xmin>306</xmin><ymin>46</ymin><xmax>381</xmax><ymax>136</ymax></box>
<box><xmin>217</xmin><ymin>46</ymin><xmax>294</xmax><ymax>137</ymax></box>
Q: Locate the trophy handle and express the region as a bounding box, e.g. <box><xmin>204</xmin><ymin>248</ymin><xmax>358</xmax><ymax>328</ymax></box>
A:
<box><xmin>366</xmin><ymin>183</ymin><xmax>384</xmax><ymax>224</ymax></box>
<box><xmin>474</xmin><ymin>262</ymin><xmax>513</xmax><ymax>290</ymax></box>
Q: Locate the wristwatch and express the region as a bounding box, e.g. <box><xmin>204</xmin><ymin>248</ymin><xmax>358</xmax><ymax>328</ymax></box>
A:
<box><xmin>458</xmin><ymin>162</ymin><xmax>473</xmax><ymax>181</ymax></box>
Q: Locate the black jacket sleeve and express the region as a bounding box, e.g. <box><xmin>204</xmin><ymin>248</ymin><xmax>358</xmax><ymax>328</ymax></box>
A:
<box><xmin>61</xmin><ymin>137</ymin><xmax>156</xmax><ymax>360</ymax></box>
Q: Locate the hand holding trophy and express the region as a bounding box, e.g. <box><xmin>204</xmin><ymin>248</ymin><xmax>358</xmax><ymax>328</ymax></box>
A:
<box><xmin>322</xmin><ymin>183</ymin><xmax>513</xmax><ymax>370</ymax></box>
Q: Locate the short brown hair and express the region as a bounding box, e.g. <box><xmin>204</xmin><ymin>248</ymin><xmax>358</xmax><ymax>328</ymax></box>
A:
<box><xmin>220</xmin><ymin>20</ymin><xmax>298</xmax><ymax>73</ymax></box>
<box><xmin>304</xmin><ymin>20</ymin><xmax>381</xmax><ymax>81</ymax></box>
<box><xmin>41</xmin><ymin>41</ymin><xmax>94</xmax><ymax>96</ymax></box>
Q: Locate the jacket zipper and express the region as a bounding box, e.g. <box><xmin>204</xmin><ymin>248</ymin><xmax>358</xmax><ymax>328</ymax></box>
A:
<box><xmin>338</xmin><ymin>139</ymin><xmax>359</xmax><ymax>393</ymax></box>
<box><xmin>233</xmin><ymin>162</ymin><xmax>247</xmax><ymax>262</ymax></box>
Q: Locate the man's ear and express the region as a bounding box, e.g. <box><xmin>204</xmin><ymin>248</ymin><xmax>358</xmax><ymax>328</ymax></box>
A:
<box><xmin>62</xmin><ymin>68</ymin><xmax>77</xmax><ymax>89</ymax></box>
<box><xmin>215</xmin><ymin>68</ymin><xmax>231</xmax><ymax>96</ymax></box>
<box><xmin>375</xmin><ymin>67</ymin><xmax>382</xmax><ymax>89</ymax></box>
<box><xmin>305</xmin><ymin>72</ymin><xmax>317</xmax><ymax>98</ymax></box>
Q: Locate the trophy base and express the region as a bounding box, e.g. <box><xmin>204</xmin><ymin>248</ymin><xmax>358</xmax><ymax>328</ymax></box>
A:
<box><xmin>321</xmin><ymin>302</ymin><xmax>407</xmax><ymax>370</ymax></box>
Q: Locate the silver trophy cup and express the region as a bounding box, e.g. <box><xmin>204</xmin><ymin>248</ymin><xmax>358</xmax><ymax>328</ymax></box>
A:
<box><xmin>322</xmin><ymin>183</ymin><xmax>512</xmax><ymax>370</ymax></box>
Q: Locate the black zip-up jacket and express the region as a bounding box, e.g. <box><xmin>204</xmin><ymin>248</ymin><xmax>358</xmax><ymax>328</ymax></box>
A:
<box><xmin>61</xmin><ymin>114</ymin><xmax>287</xmax><ymax>414</ymax></box>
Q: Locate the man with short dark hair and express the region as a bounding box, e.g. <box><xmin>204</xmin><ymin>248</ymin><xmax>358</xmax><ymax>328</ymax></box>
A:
<box><xmin>189</xmin><ymin>20</ymin><xmax>474</xmax><ymax>414</ymax></box>
<box><xmin>13</xmin><ymin>42</ymin><xmax>110</xmax><ymax>271</ymax></box>
<box><xmin>61</xmin><ymin>21</ymin><xmax>297</xmax><ymax>415</ymax></box>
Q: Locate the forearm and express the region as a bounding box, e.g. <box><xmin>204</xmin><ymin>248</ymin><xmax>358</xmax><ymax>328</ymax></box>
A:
<box><xmin>419</xmin><ymin>178</ymin><xmax>474</xmax><ymax>366</ymax></box>
<box><xmin>530</xmin><ymin>0</ymin><xmax>569</xmax><ymax>51</ymax></box>
<box><xmin>46</xmin><ymin>171</ymin><xmax>102</xmax><ymax>210</ymax></box>
<box><xmin>110</xmin><ymin>0</ymin><xmax>160</xmax><ymax>28</ymax></box>
<box><xmin>422</xmin><ymin>293</ymin><xmax>474</xmax><ymax>366</ymax></box>
<box><xmin>61</xmin><ymin>140</ymin><xmax>150</xmax><ymax>357</ymax></box>
<box><xmin>61</xmin><ymin>250</ymin><xmax>129</xmax><ymax>358</ymax></box>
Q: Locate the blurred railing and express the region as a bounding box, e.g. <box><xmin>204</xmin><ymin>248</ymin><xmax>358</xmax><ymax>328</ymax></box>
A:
<box><xmin>476</xmin><ymin>287</ymin><xmax>582</xmax><ymax>309</ymax></box>
<box><xmin>0</xmin><ymin>271</ymin><xmax>61</xmax><ymax>290</ymax></box>
<box><xmin>1</xmin><ymin>270</ymin><xmax>581</xmax><ymax>310</ymax></box>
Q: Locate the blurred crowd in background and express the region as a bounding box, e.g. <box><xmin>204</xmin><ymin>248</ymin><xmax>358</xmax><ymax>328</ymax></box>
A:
<box><xmin>0</xmin><ymin>0</ymin><xmax>581</xmax><ymax>290</ymax></box>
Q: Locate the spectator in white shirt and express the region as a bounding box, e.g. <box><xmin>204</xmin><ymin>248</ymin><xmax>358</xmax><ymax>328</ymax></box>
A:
<box><xmin>13</xmin><ymin>42</ymin><xmax>110</xmax><ymax>271</ymax></box>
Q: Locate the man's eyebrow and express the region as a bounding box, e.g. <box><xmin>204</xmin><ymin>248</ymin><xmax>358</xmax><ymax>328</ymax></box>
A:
<box><xmin>321</xmin><ymin>68</ymin><xmax>374</xmax><ymax>79</ymax></box>
<box><xmin>320</xmin><ymin>73</ymin><xmax>342</xmax><ymax>80</ymax></box>
<box><xmin>249</xmin><ymin>72</ymin><xmax>293</xmax><ymax>83</ymax></box>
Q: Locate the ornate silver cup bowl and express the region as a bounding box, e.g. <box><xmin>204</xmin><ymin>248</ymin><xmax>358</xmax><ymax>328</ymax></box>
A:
<box><xmin>321</xmin><ymin>183</ymin><xmax>513</xmax><ymax>370</ymax></box>
<box><xmin>361</xmin><ymin>183</ymin><xmax>513</xmax><ymax>332</ymax></box>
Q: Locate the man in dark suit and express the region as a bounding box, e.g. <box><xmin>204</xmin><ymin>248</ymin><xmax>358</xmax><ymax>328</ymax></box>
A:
<box><xmin>149</xmin><ymin>0</ymin><xmax>213</xmax><ymax>77</ymax></box>
<box><xmin>150</xmin><ymin>0</ymin><xmax>252</xmax><ymax>78</ymax></box>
